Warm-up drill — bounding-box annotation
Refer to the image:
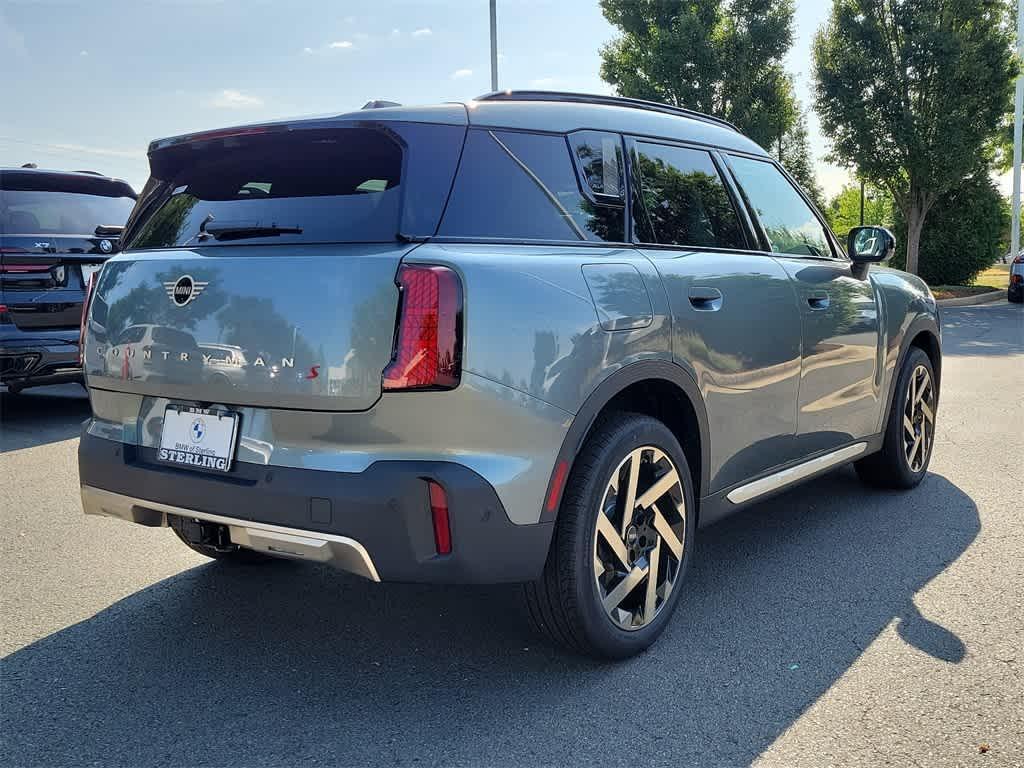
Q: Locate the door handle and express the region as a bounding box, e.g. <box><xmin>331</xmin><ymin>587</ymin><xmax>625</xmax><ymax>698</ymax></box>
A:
<box><xmin>807</xmin><ymin>291</ymin><xmax>830</xmax><ymax>310</ymax></box>
<box><xmin>688</xmin><ymin>286</ymin><xmax>723</xmax><ymax>311</ymax></box>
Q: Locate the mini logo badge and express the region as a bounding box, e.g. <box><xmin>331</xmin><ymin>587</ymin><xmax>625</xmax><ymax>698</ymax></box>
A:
<box><xmin>99</xmin><ymin>239</ymin><xmax>113</xmax><ymax>254</ymax></box>
<box><xmin>163</xmin><ymin>275</ymin><xmax>208</xmax><ymax>307</ymax></box>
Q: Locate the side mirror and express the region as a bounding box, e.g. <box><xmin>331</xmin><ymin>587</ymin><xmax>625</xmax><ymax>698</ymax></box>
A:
<box><xmin>847</xmin><ymin>225</ymin><xmax>895</xmax><ymax>264</ymax></box>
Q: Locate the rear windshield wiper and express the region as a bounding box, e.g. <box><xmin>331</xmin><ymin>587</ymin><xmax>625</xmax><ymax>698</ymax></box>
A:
<box><xmin>204</xmin><ymin>223</ymin><xmax>303</xmax><ymax>241</ymax></box>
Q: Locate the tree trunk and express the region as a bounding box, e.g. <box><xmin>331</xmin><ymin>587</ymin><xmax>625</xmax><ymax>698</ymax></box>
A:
<box><xmin>904</xmin><ymin>188</ymin><xmax>929</xmax><ymax>276</ymax></box>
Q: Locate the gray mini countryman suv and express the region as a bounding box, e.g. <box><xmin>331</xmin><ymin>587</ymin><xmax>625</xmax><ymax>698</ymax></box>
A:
<box><xmin>78</xmin><ymin>92</ymin><xmax>941</xmax><ymax>658</ymax></box>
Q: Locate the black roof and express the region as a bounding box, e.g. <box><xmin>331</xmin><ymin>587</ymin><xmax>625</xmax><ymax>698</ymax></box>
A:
<box><xmin>0</xmin><ymin>167</ymin><xmax>136</xmax><ymax>198</ymax></box>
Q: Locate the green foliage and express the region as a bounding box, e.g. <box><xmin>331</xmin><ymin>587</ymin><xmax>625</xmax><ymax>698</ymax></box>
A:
<box><xmin>825</xmin><ymin>183</ymin><xmax>895</xmax><ymax>239</ymax></box>
<box><xmin>599</xmin><ymin>0</ymin><xmax>795</xmax><ymax>149</ymax></box>
<box><xmin>890</xmin><ymin>174</ymin><xmax>1009</xmax><ymax>286</ymax></box>
<box><xmin>812</xmin><ymin>0</ymin><xmax>1017</xmax><ymax>274</ymax></box>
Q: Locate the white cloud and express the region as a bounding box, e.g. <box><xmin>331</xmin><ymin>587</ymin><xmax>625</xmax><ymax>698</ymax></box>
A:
<box><xmin>330</xmin><ymin>40</ymin><xmax>353</xmax><ymax>49</ymax></box>
<box><xmin>207</xmin><ymin>89</ymin><xmax>264</xmax><ymax>109</ymax></box>
<box><xmin>451</xmin><ymin>68</ymin><xmax>473</xmax><ymax>80</ymax></box>
<box><xmin>412</xmin><ymin>27</ymin><xmax>432</xmax><ymax>38</ymax></box>
<box><xmin>302</xmin><ymin>46</ymin><xmax>314</xmax><ymax>54</ymax></box>
<box><xmin>390</xmin><ymin>28</ymin><xmax>401</xmax><ymax>38</ymax></box>
<box><xmin>79</xmin><ymin>50</ymin><xmax>88</xmax><ymax>57</ymax></box>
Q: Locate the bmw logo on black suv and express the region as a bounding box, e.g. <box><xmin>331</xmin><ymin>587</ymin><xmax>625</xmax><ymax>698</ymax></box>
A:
<box><xmin>77</xmin><ymin>92</ymin><xmax>941</xmax><ymax>658</ymax></box>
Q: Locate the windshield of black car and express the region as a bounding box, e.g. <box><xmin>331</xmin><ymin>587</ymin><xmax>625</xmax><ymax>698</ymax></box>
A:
<box><xmin>0</xmin><ymin>190</ymin><xmax>135</xmax><ymax>235</ymax></box>
<box><xmin>126</xmin><ymin>127</ymin><xmax>404</xmax><ymax>248</ymax></box>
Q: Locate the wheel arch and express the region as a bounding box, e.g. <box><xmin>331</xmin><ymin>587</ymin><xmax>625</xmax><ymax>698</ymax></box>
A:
<box><xmin>879</xmin><ymin>314</ymin><xmax>942</xmax><ymax>434</ymax></box>
<box><xmin>540</xmin><ymin>360</ymin><xmax>711</xmax><ymax>524</ymax></box>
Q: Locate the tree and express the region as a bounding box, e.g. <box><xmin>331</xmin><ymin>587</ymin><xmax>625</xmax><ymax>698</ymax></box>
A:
<box><xmin>825</xmin><ymin>182</ymin><xmax>895</xmax><ymax>238</ymax></box>
<box><xmin>813</xmin><ymin>0</ymin><xmax>1017</xmax><ymax>275</ymax></box>
<box><xmin>775</xmin><ymin>106</ymin><xmax>825</xmax><ymax>209</ymax></box>
<box><xmin>891</xmin><ymin>173</ymin><xmax>1008</xmax><ymax>285</ymax></box>
<box><xmin>600</xmin><ymin>0</ymin><xmax>796</xmax><ymax>150</ymax></box>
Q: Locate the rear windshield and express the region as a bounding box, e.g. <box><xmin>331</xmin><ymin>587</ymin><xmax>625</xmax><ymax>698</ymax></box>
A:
<box><xmin>126</xmin><ymin>123</ymin><xmax>463</xmax><ymax>249</ymax></box>
<box><xmin>0</xmin><ymin>179</ymin><xmax>135</xmax><ymax>236</ymax></box>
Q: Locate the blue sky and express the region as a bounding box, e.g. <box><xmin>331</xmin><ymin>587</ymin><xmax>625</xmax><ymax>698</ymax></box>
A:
<box><xmin>0</xmin><ymin>1</ymin><xmax>852</xmax><ymax>196</ymax></box>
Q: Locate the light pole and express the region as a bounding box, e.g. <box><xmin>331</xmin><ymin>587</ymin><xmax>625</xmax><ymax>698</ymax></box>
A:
<box><xmin>489</xmin><ymin>0</ymin><xmax>499</xmax><ymax>91</ymax></box>
<box><xmin>1011</xmin><ymin>0</ymin><xmax>1023</xmax><ymax>260</ymax></box>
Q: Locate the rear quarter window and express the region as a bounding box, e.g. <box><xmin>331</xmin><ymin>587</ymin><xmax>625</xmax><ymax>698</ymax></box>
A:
<box><xmin>438</xmin><ymin>129</ymin><xmax>625</xmax><ymax>243</ymax></box>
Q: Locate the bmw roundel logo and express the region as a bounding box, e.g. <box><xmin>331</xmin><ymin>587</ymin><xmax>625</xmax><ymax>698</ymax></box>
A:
<box><xmin>162</xmin><ymin>274</ymin><xmax>208</xmax><ymax>307</ymax></box>
<box><xmin>190</xmin><ymin>417</ymin><xmax>206</xmax><ymax>443</ymax></box>
<box><xmin>99</xmin><ymin>239</ymin><xmax>113</xmax><ymax>254</ymax></box>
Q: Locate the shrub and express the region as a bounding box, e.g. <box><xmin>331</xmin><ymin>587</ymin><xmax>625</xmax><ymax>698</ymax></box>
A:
<box><xmin>891</xmin><ymin>174</ymin><xmax>1009</xmax><ymax>286</ymax></box>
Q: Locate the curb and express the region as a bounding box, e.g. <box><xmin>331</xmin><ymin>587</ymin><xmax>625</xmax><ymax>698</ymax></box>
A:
<box><xmin>936</xmin><ymin>290</ymin><xmax>1006</xmax><ymax>308</ymax></box>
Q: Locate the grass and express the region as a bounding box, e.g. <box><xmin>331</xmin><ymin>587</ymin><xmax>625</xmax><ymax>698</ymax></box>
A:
<box><xmin>928</xmin><ymin>262</ymin><xmax>1009</xmax><ymax>300</ymax></box>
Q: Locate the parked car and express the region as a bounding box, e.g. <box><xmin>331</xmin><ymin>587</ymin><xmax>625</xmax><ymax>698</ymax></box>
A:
<box><xmin>1008</xmin><ymin>251</ymin><xmax>1023</xmax><ymax>303</ymax></box>
<box><xmin>1</xmin><ymin>167</ymin><xmax>135</xmax><ymax>393</ymax></box>
<box><xmin>77</xmin><ymin>92</ymin><xmax>941</xmax><ymax>658</ymax></box>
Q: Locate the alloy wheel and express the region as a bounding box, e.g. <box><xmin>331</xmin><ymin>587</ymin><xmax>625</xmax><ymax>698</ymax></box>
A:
<box><xmin>903</xmin><ymin>364</ymin><xmax>935</xmax><ymax>472</ymax></box>
<box><xmin>592</xmin><ymin>446</ymin><xmax>686</xmax><ymax>631</ymax></box>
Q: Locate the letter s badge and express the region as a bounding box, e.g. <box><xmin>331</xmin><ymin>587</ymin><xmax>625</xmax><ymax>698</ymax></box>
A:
<box><xmin>306</xmin><ymin>365</ymin><xmax>320</xmax><ymax>380</ymax></box>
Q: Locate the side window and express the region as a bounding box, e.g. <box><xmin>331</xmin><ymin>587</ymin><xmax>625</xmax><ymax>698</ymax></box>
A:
<box><xmin>728</xmin><ymin>155</ymin><xmax>833</xmax><ymax>258</ymax></box>
<box><xmin>438</xmin><ymin>129</ymin><xmax>625</xmax><ymax>242</ymax></box>
<box><xmin>631</xmin><ymin>142</ymin><xmax>746</xmax><ymax>249</ymax></box>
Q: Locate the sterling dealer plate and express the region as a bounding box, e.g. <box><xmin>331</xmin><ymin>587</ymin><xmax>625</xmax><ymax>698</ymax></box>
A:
<box><xmin>157</xmin><ymin>405</ymin><xmax>240</xmax><ymax>474</ymax></box>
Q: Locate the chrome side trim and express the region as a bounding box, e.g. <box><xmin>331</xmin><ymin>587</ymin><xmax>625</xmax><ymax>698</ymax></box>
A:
<box><xmin>725</xmin><ymin>442</ymin><xmax>868</xmax><ymax>505</ymax></box>
<box><xmin>80</xmin><ymin>485</ymin><xmax>380</xmax><ymax>581</ymax></box>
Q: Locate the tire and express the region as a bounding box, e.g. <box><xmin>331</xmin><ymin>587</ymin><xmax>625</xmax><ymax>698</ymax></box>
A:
<box><xmin>169</xmin><ymin>516</ymin><xmax>270</xmax><ymax>563</ymax></box>
<box><xmin>1008</xmin><ymin>288</ymin><xmax>1023</xmax><ymax>304</ymax></box>
<box><xmin>855</xmin><ymin>346</ymin><xmax>937</xmax><ymax>489</ymax></box>
<box><xmin>525</xmin><ymin>412</ymin><xmax>696</xmax><ymax>659</ymax></box>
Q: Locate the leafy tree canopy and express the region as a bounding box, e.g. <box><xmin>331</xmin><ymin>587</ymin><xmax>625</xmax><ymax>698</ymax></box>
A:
<box><xmin>825</xmin><ymin>182</ymin><xmax>896</xmax><ymax>239</ymax></box>
<box><xmin>813</xmin><ymin>0</ymin><xmax>1017</xmax><ymax>274</ymax></box>
<box><xmin>599</xmin><ymin>0</ymin><xmax>796</xmax><ymax>150</ymax></box>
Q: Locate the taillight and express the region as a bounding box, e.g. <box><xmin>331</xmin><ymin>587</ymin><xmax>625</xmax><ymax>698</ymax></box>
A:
<box><xmin>1014</xmin><ymin>254</ymin><xmax>1024</xmax><ymax>264</ymax></box>
<box><xmin>382</xmin><ymin>264</ymin><xmax>462</xmax><ymax>391</ymax></box>
<box><xmin>78</xmin><ymin>272</ymin><xmax>96</xmax><ymax>365</ymax></box>
<box><xmin>0</xmin><ymin>304</ymin><xmax>9</xmax><ymax>325</ymax></box>
<box><xmin>427</xmin><ymin>480</ymin><xmax>452</xmax><ymax>555</ymax></box>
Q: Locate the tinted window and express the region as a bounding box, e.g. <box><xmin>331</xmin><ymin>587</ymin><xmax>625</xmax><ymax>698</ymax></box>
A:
<box><xmin>439</xmin><ymin>129</ymin><xmax>625</xmax><ymax>242</ymax></box>
<box><xmin>569</xmin><ymin>131</ymin><xmax>624</xmax><ymax>199</ymax></box>
<box><xmin>126</xmin><ymin>123</ymin><xmax>464</xmax><ymax>248</ymax></box>
<box><xmin>728</xmin><ymin>156</ymin><xmax>832</xmax><ymax>257</ymax></box>
<box><xmin>0</xmin><ymin>189</ymin><xmax>134</xmax><ymax>235</ymax></box>
<box><xmin>632</xmin><ymin>142</ymin><xmax>745</xmax><ymax>249</ymax></box>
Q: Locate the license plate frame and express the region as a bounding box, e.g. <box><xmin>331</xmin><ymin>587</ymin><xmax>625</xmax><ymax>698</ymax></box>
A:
<box><xmin>157</xmin><ymin>405</ymin><xmax>240</xmax><ymax>474</ymax></box>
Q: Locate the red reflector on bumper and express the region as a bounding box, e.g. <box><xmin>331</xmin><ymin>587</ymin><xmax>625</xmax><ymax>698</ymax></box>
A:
<box><xmin>428</xmin><ymin>480</ymin><xmax>452</xmax><ymax>555</ymax></box>
<box><xmin>545</xmin><ymin>460</ymin><xmax>569</xmax><ymax>514</ymax></box>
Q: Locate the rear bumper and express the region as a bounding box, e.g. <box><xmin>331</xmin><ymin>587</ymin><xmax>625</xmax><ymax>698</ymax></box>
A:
<box><xmin>78</xmin><ymin>431</ymin><xmax>554</xmax><ymax>584</ymax></box>
<box><xmin>0</xmin><ymin>331</ymin><xmax>81</xmax><ymax>390</ymax></box>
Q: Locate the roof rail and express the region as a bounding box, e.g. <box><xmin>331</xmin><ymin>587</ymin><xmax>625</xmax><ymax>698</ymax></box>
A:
<box><xmin>475</xmin><ymin>90</ymin><xmax>740</xmax><ymax>133</ymax></box>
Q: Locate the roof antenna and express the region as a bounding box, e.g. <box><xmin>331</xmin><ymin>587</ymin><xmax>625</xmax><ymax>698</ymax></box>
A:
<box><xmin>362</xmin><ymin>100</ymin><xmax>401</xmax><ymax>109</ymax></box>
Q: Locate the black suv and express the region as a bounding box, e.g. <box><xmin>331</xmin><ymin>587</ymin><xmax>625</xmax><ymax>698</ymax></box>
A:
<box><xmin>1</xmin><ymin>168</ymin><xmax>136</xmax><ymax>393</ymax></box>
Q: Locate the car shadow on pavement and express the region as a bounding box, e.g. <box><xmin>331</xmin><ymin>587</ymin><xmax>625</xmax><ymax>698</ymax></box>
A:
<box><xmin>1</xmin><ymin>469</ymin><xmax>978</xmax><ymax>767</ymax></box>
<box><xmin>0</xmin><ymin>386</ymin><xmax>91</xmax><ymax>453</ymax></box>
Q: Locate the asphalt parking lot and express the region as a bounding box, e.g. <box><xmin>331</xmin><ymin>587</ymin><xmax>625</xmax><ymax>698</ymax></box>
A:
<box><xmin>1</xmin><ymin>301</ymin><xmax>1022</xmax><ymax>768</ymax></box>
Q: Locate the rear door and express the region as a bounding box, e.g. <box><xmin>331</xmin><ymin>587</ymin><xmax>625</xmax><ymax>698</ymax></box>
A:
<box><xmin>725</xmin><ymin>154</ymin><xmax>882</xmax><ymax>455</ymax></box>
<box><xmin>83</xmin><ymin>119</ymin><xmax>466</xmax><ymax>412</ymax></box>
<box><xmin>0</xmin><ymin>171</ymin><xmax>135</xmax><ymax>331</ymax></box>
<box><xmin>627</xmin><ymin>138</ymin><xmax>803</xmax><ymax>493</ymax></box>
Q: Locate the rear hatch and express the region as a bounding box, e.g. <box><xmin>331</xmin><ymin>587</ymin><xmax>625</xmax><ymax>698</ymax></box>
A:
<box><xmin>0</xmin><ymin>170</ymin><xmax>135</xmax><ymax>331</ymax></box>
<box><xmin>83</xmin><ymin>110</ymin><xmax>467</xmax><ymax>411</ymax></box>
